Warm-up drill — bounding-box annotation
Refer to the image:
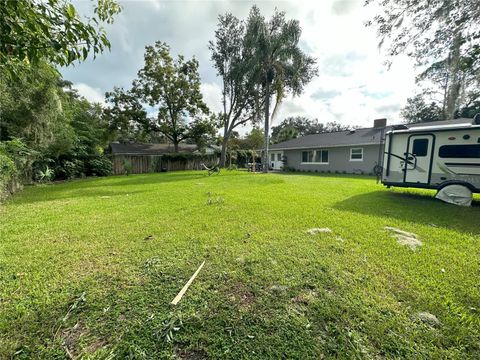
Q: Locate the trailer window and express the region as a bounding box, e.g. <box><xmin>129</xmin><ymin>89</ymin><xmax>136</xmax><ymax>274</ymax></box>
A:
<box><xmin>412</xmin><ymin>139</ymin><xmax>429</xmax><ymax>157</ymax></box>
<box><xmin>439</xmin><ymin>144</ymin><xmax>480</xmax><ymax>158</ymax></box>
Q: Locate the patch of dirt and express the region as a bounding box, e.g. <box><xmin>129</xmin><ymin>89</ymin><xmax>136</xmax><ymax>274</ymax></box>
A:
<box><xmin>174</xmin><ymin>347</ymin><xmax>208</xmax><ymax>360</ymax></box>
<box><xmin>306</xmin><ymin>228</ymin><xmax>332</xmax><ymax>235</ymax></box>
<box><xmin>227</xmin><ymin>283</ymin><xmax>256</xmax><ymax>308</ymax></box>
<box><xmin>62</xmin><ymin>321</ymin><xmax>88</xmax><ymax>358</ymax></box>
<box><xmin>85</xmin><ymin>338</ymin><xmax>106</xmax><ymax>354</ymax></box>
<box><xmin>385</xmin><ymin>226</ymin><xmax>422</xmax><ymax>250</ymax></box>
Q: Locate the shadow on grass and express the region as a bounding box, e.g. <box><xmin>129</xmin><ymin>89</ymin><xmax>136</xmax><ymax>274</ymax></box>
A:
<box><xmin>333</xmin><ymin>190</ymin><xmax>480</xmax><ymax>235</ymax></box>
<box><xmin>10</xmin><ymin>189</ymin><xmax>150</xmax><ymax>205</ymax></box>
<box><xmin>279</xmin><ymin>171</ymin><xmax>375</xmax><ymax>180</ymax></box>
<box><xmin>8</xmin><ymin>172</ymin><xmax>209</xmax><ymax>205</ymax></box>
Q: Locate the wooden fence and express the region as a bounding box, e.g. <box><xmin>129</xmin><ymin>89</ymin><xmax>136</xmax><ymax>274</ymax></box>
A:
<box><xmin>111</xmin><ymin>154</ymin><xmax>218</xmax><ymax>175</ymax></box>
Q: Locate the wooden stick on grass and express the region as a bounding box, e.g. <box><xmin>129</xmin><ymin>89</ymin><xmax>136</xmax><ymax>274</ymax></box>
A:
<box><xmin>171</xmin><ymin>261</ymin><xmax>205</xmax><ymax>305</ymax></box>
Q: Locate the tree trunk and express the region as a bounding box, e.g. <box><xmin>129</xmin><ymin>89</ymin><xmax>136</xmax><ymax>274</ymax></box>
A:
<box><xmin>220</xmin><ymin>133</ymin><xmax>229</xmax><ymax>168</ymax></box>
<box><xmin>174</xmin><ymin>141</ymin><xmax>179</xmax><ymax>153</ymax></box>
<box><xmin>446</xmin><ymin>33</ymin><xmax>462</xmax><ymax>119</ymax></box>
<box><xmin>220</xmin><ymin>68</ymin><xmax>228</xmax><ymax>168</ymax></box>
<box><xmin>263</xmin><ymin>80</ymin><xmax>270</xmax><ymax>173</ymax></box>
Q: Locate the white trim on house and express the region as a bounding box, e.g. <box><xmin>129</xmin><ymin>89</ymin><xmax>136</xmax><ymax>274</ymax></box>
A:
<box><xmin>301</xmin><ymin>149</ymin><xmax>329</xmax><ymax>165</ymax></box>
<box><xmin>349</xmin><ymin>147</ymin><xmax>364</xmax><ymax>162</ymax></box>
<box><xmin>300</xmin><ymin>162</ymin><xmax>329</xmax><ymax>165</ymax></box>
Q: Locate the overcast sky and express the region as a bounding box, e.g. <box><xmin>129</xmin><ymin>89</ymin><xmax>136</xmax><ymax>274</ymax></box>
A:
<box><xmin>61</xmin><ymin>0</ymin><xmax>417</xmax><ymax>131</ymax></box>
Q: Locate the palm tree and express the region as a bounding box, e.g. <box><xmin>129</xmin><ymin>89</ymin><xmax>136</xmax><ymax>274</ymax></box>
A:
<box><xmin>244</xmin><ymin>6</ymin><xmax>317</xmax><ymax>172</ymax></box>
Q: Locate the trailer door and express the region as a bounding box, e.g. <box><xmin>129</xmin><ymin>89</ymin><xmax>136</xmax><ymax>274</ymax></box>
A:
<box><xmin>404</xmin><ymin>134</ymin><xmax>434</xmax><ymax>184</ymax></box>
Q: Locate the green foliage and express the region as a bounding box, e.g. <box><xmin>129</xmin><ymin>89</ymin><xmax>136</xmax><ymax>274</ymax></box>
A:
<box><xmin>106</xmin><ymin>42</ymin><xmax>215</xmax><ymax>151</ymax></box>
<box><xmin>1</xmin><ymin>62</ymin><xmax>112</xmax><ymax>183</ymax></box>
<box><xmin>36</xmin><ymin>166</ymin><xmax>55</xmax><ymax>183</ymax></box>
<box><xmin>243</xmin><ymin>6</ymin><xmax>318</xmax><ymax>168</ymax></box>
<box><xmin>401</xmin><ymin>95</ymin><xmax>444</xmax><ymax>123</ymax></box>
<box><xmin>87</xmin><ymin>156</ymin><xmax>113</xmax><ymax>177</ymax></box>
<box><xmin>123</xmin><ymin>159</ymin><xmax>133</xmax><ymax>176</ymax></box>
<box><xmin>54</xmin><ymin>159</ymin><xmax>85</xmax><ymax>180</ymax></box>
<box><xmin>0</xmin><ymin>139</ymin><xmax>35</xmax><ymax>199</ymax></box>
<box><xmin>104</xmin><ymin>87</ymin><xmax>149</xmax><ymax>142</ymax></box>
<box><xmin>366</xmin><ymin>0</ymin><xmax>480</xmax><ymax>119</ymax></box>
<box><xmin>134</xmin><ymin>42</ymin><xmax>211</xmax><ymax>150</ymax></box>
<box><xmin>273</xmin><ymin>126</ymin><xmax>299</xmax><ymax>144</ymax></box>
<box><xmin>0</xmin><ymin>62</ymin><xmax>66</xmax><ymax>150</ymax></box>
<box><xmin>0</xmin><ymin>0</ymin><xmax>121</xmax><ymax>76</ymax></box>
<box><xmin>209</xmin><ymin>12</ymin><xmax>263</xmax><ymax>166</ymax></box>
<box><xmin>271</xmin><ymin>117</ymin><xmax>352</xmax><ymax>143</ymax></box>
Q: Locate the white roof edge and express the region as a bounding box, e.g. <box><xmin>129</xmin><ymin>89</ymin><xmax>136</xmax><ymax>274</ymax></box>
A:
<box><xmin>388</xmin><ymin>123</ymin><xmax>480</xmax><ymax>134</ymax></box>
<box><xmin>269</xmin><ymin>143</ymin><xmax>380</xmax><ymax>151</ymax></box>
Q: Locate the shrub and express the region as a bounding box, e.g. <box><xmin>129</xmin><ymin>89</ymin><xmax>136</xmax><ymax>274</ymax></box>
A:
<box><xmin>123</xmin><ymin>159</ymin><xmax>133</xmax><ymax>176</ymax></box>
<box><xmin>0</xmin><ymin>139</ymin><xmax>34</xmax><ymax>200</ymax></box>
<box><xmin>37</xmin><ymin>166</ymin><xmax>55</xmax><ymax>183</ymax></box>
<box><xmin>88</xmin><ymin>156</ymin><xmax>112</xmax><ymax>176</ymax></box>
<box><xmin>52</xmin><ymin>159</ymin><xmax>85</xmax><ymax>180</ymax></box>
<box><xmin>0</xmin><ymin>152</ymin><xmax>16</xmax><ymax>200</ymax></box>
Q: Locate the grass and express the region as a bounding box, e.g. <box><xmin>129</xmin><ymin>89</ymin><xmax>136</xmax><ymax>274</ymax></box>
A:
<box><xmin>1</xmin><ymin>170</ymin><xmax>479</xmax><ymax>359</ymax></box>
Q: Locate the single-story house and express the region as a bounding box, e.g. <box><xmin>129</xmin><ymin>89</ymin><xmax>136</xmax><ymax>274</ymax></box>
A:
<box><xmin>108</xmin><ymin>143</ymin><xmax>220</xmax><ymax>175</ymax></box>
<box><xmin>268</xmin><ymin>118</ymin><xmax>473</xmax><ymax>174</ymax></box>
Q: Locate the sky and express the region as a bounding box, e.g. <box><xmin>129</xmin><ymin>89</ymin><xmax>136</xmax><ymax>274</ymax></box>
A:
<box><xmin>61</xmin><ymin>0</ymin><xmax>418</xmax><ymax>132</ymax></box>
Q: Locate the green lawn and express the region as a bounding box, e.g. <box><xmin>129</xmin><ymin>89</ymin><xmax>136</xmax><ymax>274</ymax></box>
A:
<box><xmin>1</xmin><ymin>171</ymin><xmax>479</xmax><ymax>359</ymax></box>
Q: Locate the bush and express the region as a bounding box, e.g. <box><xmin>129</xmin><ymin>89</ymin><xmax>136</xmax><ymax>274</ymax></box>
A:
<box><xmin>36</xmin><ymin>166</ymin><xmax>55</xmax><ymax>183</ymax></box>
<box><xmin>0</xmin><ymin>152</ymin><xmax>16</xmax><ymax>200</ymax></box>
<box><xmin>123</xmin><ymin>159</ymin><xmax>133</xmax><ymax>176</ymax></box>
<box><xmin>0</xmin><ymin>139</ymin><xmax>34</xmax><ymax>200</ymax></box>
<box><xmin>87</xmin><ymin>156</ymin><xmax>112</xmax><ymax>177</ymax></box>
<box><xmin>62</xmin><ymin>159</ymin><xmax>85</xmax><ymax>179</ymax></box>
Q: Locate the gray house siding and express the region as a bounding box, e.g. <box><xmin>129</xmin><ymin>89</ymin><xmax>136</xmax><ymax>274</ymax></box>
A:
<box><xmin>281</xmin><ymin>145</ymin><xmax>380</xmax><ymax>174</ymax></box>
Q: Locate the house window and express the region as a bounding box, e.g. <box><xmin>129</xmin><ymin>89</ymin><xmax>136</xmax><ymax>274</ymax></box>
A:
<box><xmin>314</xmin><ymin>150</ymin><xmax>329</xmax><ymax>163</ymax></box>
<box><xmin>412</xmin><ymin>139</ymin><xmax>429</xmax><ymax>157</ymax></box>
<box><xmin>302</xmin><ymin>151</ymin><xmax>314</xmax><ymax>162</ymax></box>
<box><xmin>350</xmin><ymin>148</ymin><xmax>363</xmax><ymax>161</ymax></box>
<box><xmin>277</xmin><ymin>153</ymin><xmax>282</xmax><ymax>161</ymax></box>
<box><xmin>439</xmin><ymin>144</ymin><xmax>480</xmax><ymax>158</ymax></box>
<box><xmin>271</xmin><ymin>153</ymin><xmax>275</xmax><ymax>161</ymax></box>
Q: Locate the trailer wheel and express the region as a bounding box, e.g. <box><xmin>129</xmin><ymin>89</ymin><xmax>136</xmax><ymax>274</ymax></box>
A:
<box><xmin>435</xmin><ymin>184</ymin><xmax>473</xmax><ymax>207</ymax></box>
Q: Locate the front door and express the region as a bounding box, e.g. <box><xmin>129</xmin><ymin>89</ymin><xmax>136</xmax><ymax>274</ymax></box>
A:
<box><xmin>270</xmin><ymin>152</ymin><xmax>283</xmax><ymax>170</ymax></box>
<box><xmin>404</xmin><ymin>134</ymin><xmax>434</xmax><ymax>184</ymax></box>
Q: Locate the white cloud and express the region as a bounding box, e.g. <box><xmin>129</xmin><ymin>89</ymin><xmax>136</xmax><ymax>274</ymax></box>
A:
<box><xmin>201</xmin><ymin>82</ymin><xmax>223</xmax><ymax>114</ymax></box>
<box><xmin>63</xmin><ymin>0</ymin><xmax>419</xmax><ymax>133</ymax></box>
<box><xmin>72</xmin><ymin>83</ymin><xmax>105</xmax><ymax>104</ymax></box>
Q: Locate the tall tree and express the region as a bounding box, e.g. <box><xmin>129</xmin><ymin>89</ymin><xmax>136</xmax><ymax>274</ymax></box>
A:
<box><xmin>133</xmin><ymin>42</ymin><xmax>210</xmax><ymax>152</ymax></box>
<box><xmin>244</xmin><ymin>6</ymin><xmax>318</xmax><ymax>172</ymax></box>
<box><xmin>273</xmin><ymin>126</ymin><xmax>299</xmax><ymax>144</ymax></box>
<box><xmin>104</xmin><ymin>87</ymin><xmax>149</xmax><ymax>142</ymax></box>
<box><xmin>0</xmin><ymin>0</ymin><xmax>121</xmax><ymax>75</ymax></box>
<box><xmin>400</xmin><ymin>95</ymin><xmax>443</xmax><ymax>123</ymax></box>
<box><xmin>271</xmin><ymin>116</ymin><xmax>324</xmax><ymax>139</ymax></box>
<box><xmin>366</xmin><ymin>0</ymin><xmax>480</xmax><ymax>119</ymax></box>
<box><xmin>0</xmin><ymin>62</ymin><xmax>65</xmax><ymax>150</ymax></box>
<box><xmin>271</xmin><ymin>116</ymin><xmax>352</xmax><ymax>143</ymax></box>
<box><xmin>209</xmin><ymin>13</ymin><xmax>262</xmax><ymax>167</ymax></box>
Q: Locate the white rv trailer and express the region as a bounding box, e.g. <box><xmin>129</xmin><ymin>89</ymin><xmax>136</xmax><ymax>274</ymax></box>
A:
<box><xmin>381</xmin><ymin>115</ymin><xmax>480</xmax><ymax>205</ymax></box>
